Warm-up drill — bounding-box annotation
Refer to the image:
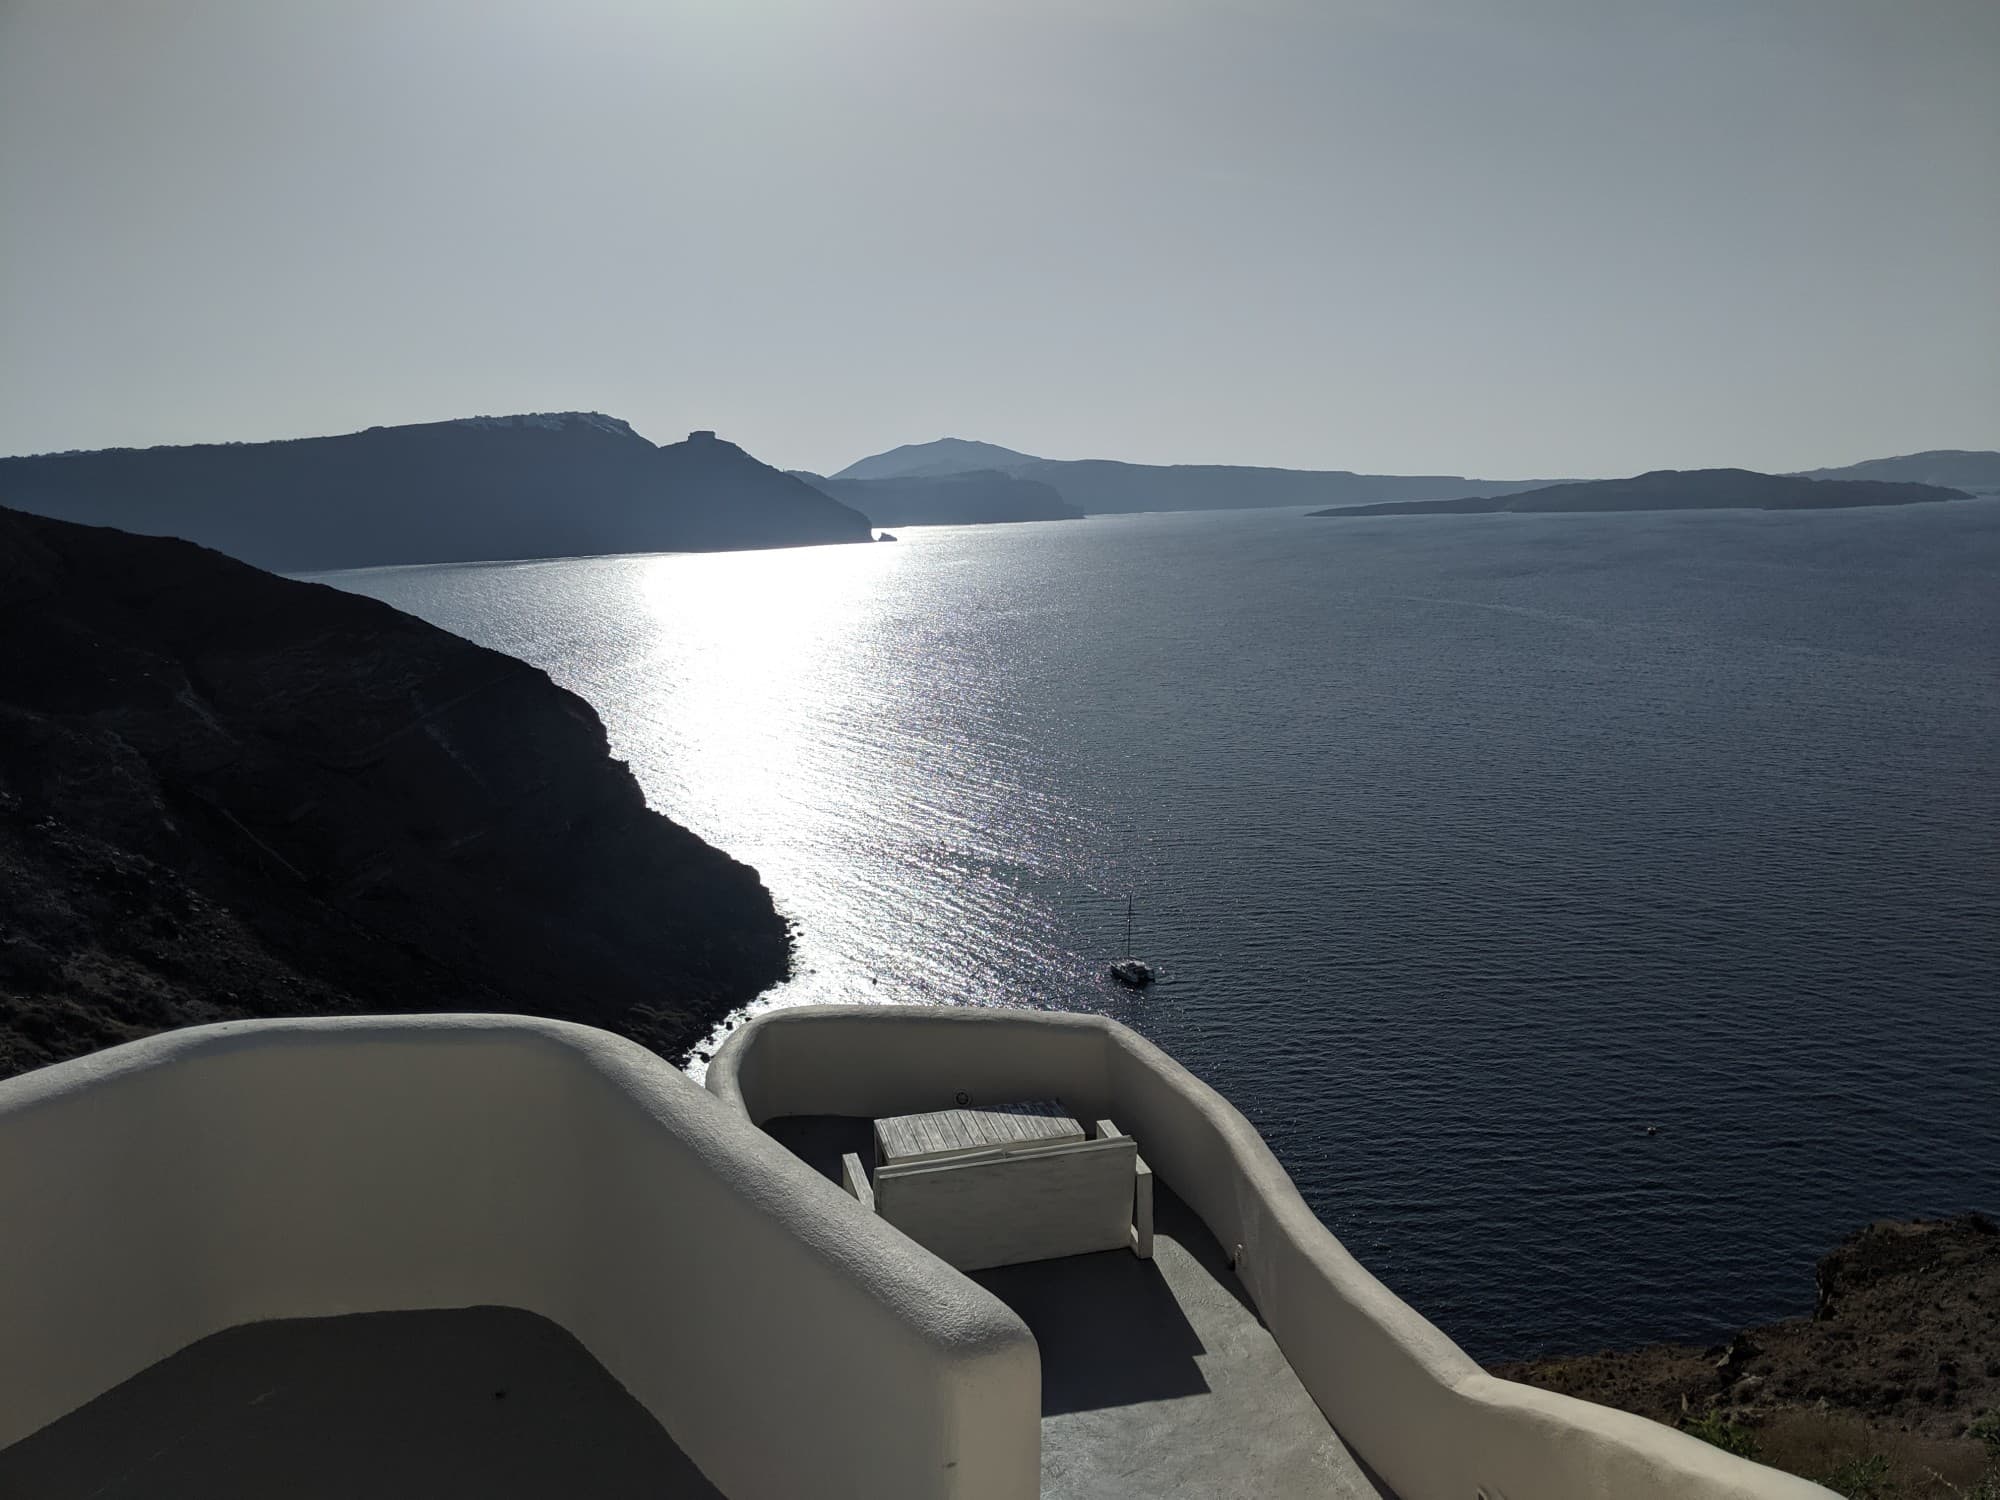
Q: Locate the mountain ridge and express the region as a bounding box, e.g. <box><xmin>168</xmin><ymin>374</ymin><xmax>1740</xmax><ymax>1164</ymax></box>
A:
<box><xmin>1791</xmin><ymin>449</ymin><xmax>2000</xmax><ymax>493</ymax></box>
<box><xmin>835</xmin><ymin>437</ymin><xmax>2000</xmax><ymax>517</ymax></box>
<box><xmin>0</xmin><ymin>416</ymin><xmax>872</xmax><ymax>572</ymax></box>
<box><xmin>831</xmin><ymin>437</ymin><xmax>1043</xmax><ymax>481</ymax></box>
<box><xmin>1308</xmin><ymin>468</ymin><xmax>1972</xmax><ymax>518</ymax></box>
<box><xmin>792</xmin><ymin>467</ymin><xmax>1082</xmax><ymax>527</ymax></box>
<box><xmin>831</xmin><ymin>437</ymin><xmax>1555</xmax><ymax>513</ymax></box>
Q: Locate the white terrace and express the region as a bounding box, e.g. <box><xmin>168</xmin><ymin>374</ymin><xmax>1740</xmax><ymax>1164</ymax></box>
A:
<box><xmin>0</xmin><ymin>1006</ymin><xmax>1833</xmax><ymax>1500</ymax></box>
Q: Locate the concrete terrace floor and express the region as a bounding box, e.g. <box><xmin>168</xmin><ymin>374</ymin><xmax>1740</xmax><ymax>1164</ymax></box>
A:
<box><xmin>0</xmin><ymin>1306</ymin><xmax>724</xmax><ymax>1500</ymax></box>
<box><xmin>767</xmin><ymin>1115</ymin><xmax>1395</xmax><ymax>1500</ymax></box>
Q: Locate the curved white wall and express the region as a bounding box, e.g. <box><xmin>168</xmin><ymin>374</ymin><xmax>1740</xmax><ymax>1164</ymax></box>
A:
<box><xmin>708</xmin><ymin>1005</ymin><xmax>1837</xmax><ymax>1500</ymax></box>
<box><xmin>0</xmin><ymin>1015</ymin><xmax>1040</xmax><ymax>1500</ymax></box>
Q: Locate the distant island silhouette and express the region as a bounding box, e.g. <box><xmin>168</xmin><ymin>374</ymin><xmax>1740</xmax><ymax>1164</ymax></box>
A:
<box><xmin>1306</xmin><ymin>468</ymin><xmax>1973</xmax><ymax>518</ymax></box>
<box><xmin>791</xmin><ymin>468</ymin><xmax>1082</xmax><ymax>527</ymax></box>
<box><xmin>834</xmin><ymin>439</ymin><xmax>2000</xmax><ymax>518</ymax></box>
<box><xmin>832</xmin><ymin>437</ymin><xmax>1554</xmax><ymax>513</ymax></box>
<box><xmin>1790</xmin><ymin>449</ymin><xmax>2000</xmax><ymax>493</ymax></box>
<box><xmin>7</xmin><ymin>422</ymin><xmax>1991</xmax><ymax>566</ymax></box>
<box><xmin>835</xmin><ymin>438</ymin><xmax>1043</xmax><ymax>481</ymax></box>
<box><xmin>0</xmin><ymin>415</ymin><xmax>872</xmax><ymax>572</ymax></box>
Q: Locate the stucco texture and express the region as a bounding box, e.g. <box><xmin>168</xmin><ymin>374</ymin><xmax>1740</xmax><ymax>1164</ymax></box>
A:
<box><xmin>709</xmin><ymin>1005</ymin><xmax>1838</xmax><ymax>1500</ymax></box>
<box><xmin>0</xmin><ymin>1015</ymin><xmax>1039</xmax><ymax>1500</ymax></box>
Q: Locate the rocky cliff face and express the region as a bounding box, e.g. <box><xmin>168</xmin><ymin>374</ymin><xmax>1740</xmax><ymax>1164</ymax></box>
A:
<box><xmin>0</xmin><ymin>415</ymin><xmax>872</xmax><ymax>572</ymax></box>
<box><xmin>1493</xmin><ymin>1216</ymin><xmax>2000</xmax><ymax>1496</ymax></box>
<box><xmin>0</xmin><ymin>505</ymin><xmax>790</xmax><ymax>1080</ymax></box>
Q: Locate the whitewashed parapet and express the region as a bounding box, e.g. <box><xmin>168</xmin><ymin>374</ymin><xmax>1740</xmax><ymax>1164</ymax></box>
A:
<box><xmin>0</xmin><ymin>1015</ymin><xmax>1040</xmax><ymax>1500</ymax></box>
<box><xmin>708</xmin><ymin>1004</ymin><xmax>1837</xmax><ymax>1500</ymax></box>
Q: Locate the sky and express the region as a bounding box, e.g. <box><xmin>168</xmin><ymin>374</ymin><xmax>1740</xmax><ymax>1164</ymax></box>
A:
<box><xmin>2</xmin><ymin>0</ymin><xmax>1995</xmax><ymax>478</ymax></box>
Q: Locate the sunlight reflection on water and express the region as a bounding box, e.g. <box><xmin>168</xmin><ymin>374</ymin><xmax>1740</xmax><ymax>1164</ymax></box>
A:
<box><xmin>323</xmin><ymin>502</ymin><xmax>2000</xmax><ymax>1361</ymax></box>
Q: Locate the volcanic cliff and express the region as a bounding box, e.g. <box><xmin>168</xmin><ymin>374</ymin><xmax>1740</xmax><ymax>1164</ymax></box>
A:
<box><xmin>0</xmin><ymin>505</ymin><xmax>790</xmax><ymax>1080</ymax></box>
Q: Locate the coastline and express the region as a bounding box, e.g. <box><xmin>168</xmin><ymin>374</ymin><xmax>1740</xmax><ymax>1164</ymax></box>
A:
<box><xmin>1491</xmin><ymin>1216</ymin><xmax>2000</xmax><ymax>1497</ymax></box>
<box><xmin>0</xmin><ymin>505</ymin><xmax>791</xmax><ymax>1082</ymax></box>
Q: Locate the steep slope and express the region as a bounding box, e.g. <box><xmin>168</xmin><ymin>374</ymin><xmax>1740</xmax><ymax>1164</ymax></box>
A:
<box><xmin>831</xmin><ymin>438</ymin><xmax>1551</xmax><ymax>512</ymax></box>
<box><xmin>793</xmin><ymin>468</ymin><xmax>1082</xmax><ymax>526</ymax></box>
<box><xmin>1493</xmin><ymin>1216</ymin><xmax>2000</xmax><ymax>1497</ymax></box>
<box><xmin>1793</xmin><ymin>450</ymin><xmax>2000</xmax><ymax>493</ymax></box>
<box><xmin>1310</xmin><ymin>468</ymin><xmax>1972</xmax><ymax>518</ymax></box>
<box><xmin>0</xmin><ymin>415</ymin><xmax>872</xmax><ymax>572</ymax></box>
<box><xmin>0</xmin><ymin>505</ymin><xmax>790</xmax><ymax>1080</ymax></box>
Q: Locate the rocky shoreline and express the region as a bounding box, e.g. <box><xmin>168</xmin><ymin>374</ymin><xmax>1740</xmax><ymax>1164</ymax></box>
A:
<box><xmin>1493</xmin><ymin>1216</ymin><xmax>2000</xmax><ymax>1497</ymax></box>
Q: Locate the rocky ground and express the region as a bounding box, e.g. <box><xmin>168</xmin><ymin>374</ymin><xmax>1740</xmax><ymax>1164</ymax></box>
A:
<box><xmin>0</xmin><ymin>505</ymin><xmax>790</xmax><ymax>1080</ymax></box>
<box><xmin>1493</xmin><ymin>1216</ymin><xmax>2000</xmax><ymax>1498</ymax></box>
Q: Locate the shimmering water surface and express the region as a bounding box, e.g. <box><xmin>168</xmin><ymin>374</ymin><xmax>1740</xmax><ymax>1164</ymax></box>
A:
<box><xmin>324</xmin><ymin>501</ymin><xmax>2000</xmax><ymax>1362</ymax></box>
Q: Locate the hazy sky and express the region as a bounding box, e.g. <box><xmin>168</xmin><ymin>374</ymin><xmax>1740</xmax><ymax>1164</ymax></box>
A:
<box><xmin>3</xmin><ymin>0</ymin><xmax>1995</xmax><ymax>477</ymax></box>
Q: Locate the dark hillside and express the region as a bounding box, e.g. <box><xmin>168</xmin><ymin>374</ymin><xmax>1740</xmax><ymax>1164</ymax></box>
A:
<box><xmin>0</xmin><ymin>505</ymin><xmax>789</xmax><ymax>1079</ymax></box>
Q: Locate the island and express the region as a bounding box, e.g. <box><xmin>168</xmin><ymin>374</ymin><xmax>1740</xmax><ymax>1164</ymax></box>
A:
<box><xmin>0</xmin><ymin>415</ymin><xmax>873</xmax><ymax>573</ymax></box>
<box><xmin>1794</xmin><ymin>449</ymin><xmax>2000</xmax><ymax>494</ymax></box>
<box><xmin>1308</xmin><ymin>468</ymin><xmax>1973</xmax><ymax>518</ymax></box>
<box><xmin>833</xmin><ymin>436</ymin><xmax>1552</xmax><ymax>514</ymax></box>
<box><xmin>793</xmin><ymin>467</ymin><xmax>1083</xmax><ymax>527</ymax></box>
<box><xmin>0</xmin><ymin>504</ymin><xmax>791</xmax><ymax>1081</ymax></box>
<box><xmin>827</xmin><ymin>442</ymin><xmax>1997</xmax><ymax>520</ymax></box>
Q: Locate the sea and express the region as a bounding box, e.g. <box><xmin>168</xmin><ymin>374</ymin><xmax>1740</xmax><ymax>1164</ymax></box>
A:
<box><xmin>320</xmin><ymin>498</ymin><xmax>2000</xmax><ymax>1364</ymax></box>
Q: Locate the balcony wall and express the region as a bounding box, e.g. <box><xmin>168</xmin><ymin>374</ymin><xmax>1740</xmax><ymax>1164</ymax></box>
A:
<box><xmin>707</xmin><ymin>1004</ymin><xmax>1836</xmax><ymax>1500</ymax></box>
<box><xmin>0</xmin><ymin>1015</ymin><xmax>1040</xmax><ymax>1500</ymax></box>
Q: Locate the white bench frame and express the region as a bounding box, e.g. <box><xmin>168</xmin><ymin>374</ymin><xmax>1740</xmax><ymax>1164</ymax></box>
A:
<box><xmin>843</xmin><ymin>1118</ymin><xmax>1153</xmax><ymax>1272</ymax></box>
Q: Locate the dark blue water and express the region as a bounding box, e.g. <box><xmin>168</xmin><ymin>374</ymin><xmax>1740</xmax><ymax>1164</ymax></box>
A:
<box><xmin>326</xmin><ymin>499</ymin><xmax>2000</xmax><ymax>1362</ymax></box>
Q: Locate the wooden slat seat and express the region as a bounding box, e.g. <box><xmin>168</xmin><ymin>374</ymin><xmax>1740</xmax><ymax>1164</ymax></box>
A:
<box><xmin>874</xmin><ymin>1099</ymin><xmax>1085</xmax><ymax>1168</ymax></box>
<box><xmin>850</xmin><ymin>1100</ymin><xmax>1152</xmax><ymax>1271</ymax></box>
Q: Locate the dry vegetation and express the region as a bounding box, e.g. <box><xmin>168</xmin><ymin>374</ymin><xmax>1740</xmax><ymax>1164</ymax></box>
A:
<box><xmin>1494</xmin><ymin>1216</ymin><xmax>2000</xmax><ymax>1498</ymax></box>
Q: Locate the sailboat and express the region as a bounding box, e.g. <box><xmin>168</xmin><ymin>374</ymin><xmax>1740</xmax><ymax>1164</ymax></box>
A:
<box><xmin>1108</xmin><ymin>897</ymin><xmax>1153</xmax><ymax>988</ymax></box>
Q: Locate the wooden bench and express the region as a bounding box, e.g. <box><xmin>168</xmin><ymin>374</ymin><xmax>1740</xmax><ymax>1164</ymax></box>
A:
<box><xmin>840</xmin><ymin>1100</ymin><xmax>1153</xmax><ymax>1271</ymax></box>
